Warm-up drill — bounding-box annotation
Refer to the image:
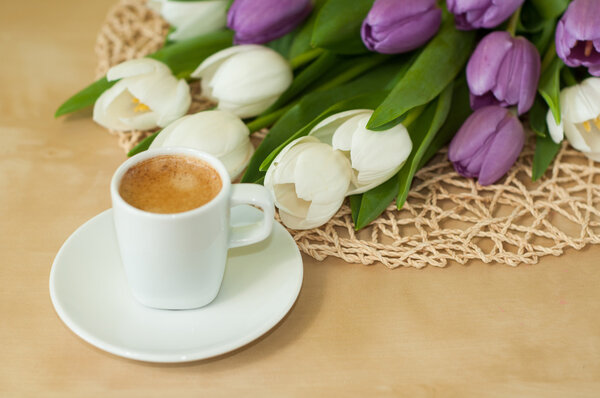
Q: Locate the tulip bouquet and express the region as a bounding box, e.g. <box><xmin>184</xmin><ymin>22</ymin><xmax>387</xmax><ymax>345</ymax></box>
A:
<box><xmin>57</xmin><ymin>0</ymin><xmax>599</xmax><ymax>231</ymax></box>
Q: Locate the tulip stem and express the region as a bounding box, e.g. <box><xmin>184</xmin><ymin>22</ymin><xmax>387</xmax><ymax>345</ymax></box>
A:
<box><xmin>247</xmin><ymin>105</ymin><xmax>293</xmax><ymax>132</ymax></box>
<box><xmin>290</xmin><ymin>48</ymin><xmax>325</xmax><ymax>70</ymax></box>
<box><xmin>315</xmin><ymin>54</ymin><xmax>390</xmax><ymax>92</ymax></box>
<box><xmin>506</xmin><ymin>6</ymin><xmax>521</xmax><ymax>36</ymax></box>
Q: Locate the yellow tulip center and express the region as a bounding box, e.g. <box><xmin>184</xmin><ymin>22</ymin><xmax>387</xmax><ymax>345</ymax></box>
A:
<box><xmin>132</xmin><ymin>97</ymin><xmax>150</xmax><ymax>113</ymax></box>
<box><xmin>585</xmin><ymin>40</ymin><xmax>594</xmax><ymax>57</ymax></box>
<box><xmin>582</xmin><ymin>116</ymin><xmax>600</xmax><ymax>132</ymax></box>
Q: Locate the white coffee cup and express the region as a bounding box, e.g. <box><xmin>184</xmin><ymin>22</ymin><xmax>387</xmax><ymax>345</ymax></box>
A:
<box><xmin>110</xmin><ymin>147</ymin><xmax>274</xmax><ymax>310</ymax></box>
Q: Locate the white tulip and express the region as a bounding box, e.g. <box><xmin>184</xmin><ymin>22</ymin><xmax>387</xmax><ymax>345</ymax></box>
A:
<box><xmin>93</xmin><ymin>58</ymin><xmax>191</xmax><ymax>132</ymax></box>
<box><xmin>147</xmin><ymin>0</ymin><xmax>228</xmax><ymax>41</ymax></box>
<box><xmin>308</xmin><ymin>109</ymin><xmax>412</xmax><ymax>194</ymax></box>
<box><xmin>264</xmin><ymin>137</ymin><xmax>352</xmax><ymax>230</ymax></box>
<box><xmin>150</xmin><ymin>110</ymin><xmax>253</xmax><ymax>180</ymax></box>
<box><xmin>546</xmin><ymin>77</ymin><xmax>600</xmax><ymax>161</ymax></box>
<box><xmin>191</xmin><ymin>45</ymin><xmax>293</xmax><ymax>118</ymax></box>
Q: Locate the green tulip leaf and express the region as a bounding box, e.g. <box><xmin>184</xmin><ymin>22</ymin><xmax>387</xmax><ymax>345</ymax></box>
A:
<box><xmin>127</xmin><ymin>130</ymin><xmax>161</xmax><ymax>157</ymax></box>
<box><xmin>529</xmin><ymin>96</ymin><xmax>549</xmax><ymax>138</ymax></box>
<box><xmin>288</xmin><ymin>0</ymin><xmax>327</xmax><ymax>59</ymax></box>
<box><xmin>55</xmin><ymin>30</ymin><xmax>233</xmax><ymax>117</ymax></box>
<box><xmin>266</xmin><ymin>30</ymin><xmax>297</xmax><ymax>59</ymax></box>
<box><xmin>148</xmin><ymin>29</ymin><xmax>234</xmax><ymax>77</ymax></box>
<box><xmin>366</xmin><ymin>14</ymin><xmax>475</xmax><ymax>130</ymax></box>
<box><xmin>311</xmin><ymin>0</ymin><xmax>372</xmax><ymax>54</ymax></box>
<box><xmin>354</xmin><ymin>173</ymin><xmax>400</xmax><ymax>230</ymax></box>
<box><xmin>395</xmin><ymin>82</ymin><xmax>453</xmax><ymax>209</ymax></box>
<box><xmin>241</xmin><ymin>59</ymin><xmax>410</xmax><ymax>183</ymax></box>
<box><xmin>352</xmin><ymin>80</ymin><xmax>466</xmax><ymax>230</ymax></box>
<box><xmin>539</xmin><ymin>55</ymin><xmax>564</xmax><ymax>125</ymax></box>
<box><xmin>349</xmin><ymin>194</ymin><xmax>362</xmax><ymax>225</ymax></box>
<box><xmin>532</xmin><ymin>134</ymin><xmax>561</xmax><ymax>181</ymax></box>
<box><xmin>416</xmin><ymin>75</ymin><xmax>471</xmax><ymax>170</ymax></box>
<box><xmin>265</xmin><ymin>51</ymin><xmax>341</xmax><ymax>113</ymax></box>
<box><xmin>529</xmin><ymin>19</ymin><xmax>556</xmax><ymax>55</ymax></box>
<box><xmin>530</xmin><ymin>0</ymin><xmax>569</xmax><ymax>20</ymax></box>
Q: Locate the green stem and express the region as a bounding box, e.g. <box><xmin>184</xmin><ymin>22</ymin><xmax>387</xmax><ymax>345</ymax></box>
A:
<box><xmin>246</xmin><ymin>105</ymin><xmax>293</xmax><ymax>132</ymax></box>
<box><xmin>289</xmin><ymin>48</ymin><xmax>324</xmax><ymax>70</ymax></box>
<box><xmin>506</xmin><ymin>6</ymin><xmax>521</xmax><ymax>36</ymax></box>
<box><xmin>541</xmin><ymin>41</ymin><xmax>557</xmax><ymax>72</ymax></box>
<box><xmin>248</xmin><ymin>55</ymin><xmax>390</xmax><ymax>132</ymax></box>
<box><xmin>315</xmin><ymin>55</ymin><xmax>390</xmax><ymax>92</ymax></box>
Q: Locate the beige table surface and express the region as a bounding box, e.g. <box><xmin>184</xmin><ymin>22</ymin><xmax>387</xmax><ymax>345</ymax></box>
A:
<box><xmin>2</xmin><ymin>1</ymin><xmax>600</xmax><ymax>397</ymax></box>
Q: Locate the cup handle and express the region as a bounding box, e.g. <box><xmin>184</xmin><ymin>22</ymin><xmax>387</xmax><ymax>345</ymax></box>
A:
<box><xmin>228</xmin><ymin>184</ymin><xmax>275</xmax><ymax>249</ymax></box>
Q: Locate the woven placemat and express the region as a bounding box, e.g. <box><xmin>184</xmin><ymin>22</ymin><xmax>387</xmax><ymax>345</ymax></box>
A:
<box><xmin>94</xmin><ymin>0</ymin><xmax>600</xmax><ymax>268</ymax></box>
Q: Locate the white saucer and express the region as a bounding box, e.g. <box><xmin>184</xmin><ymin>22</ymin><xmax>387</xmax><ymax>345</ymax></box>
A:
<box><xmin>49</xmin><ymin>206</ymin><xmax>303</xmax><ymax>363</ymax></box>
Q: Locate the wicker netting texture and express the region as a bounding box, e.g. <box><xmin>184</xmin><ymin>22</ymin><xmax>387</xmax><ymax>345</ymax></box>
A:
<box><xmin>93</xmin><ymin>0</ymin><xmax>600</xmax><ymax>268</ymax></box>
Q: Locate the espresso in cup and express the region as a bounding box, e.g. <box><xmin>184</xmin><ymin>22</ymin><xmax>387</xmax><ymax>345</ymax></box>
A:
<box><xmin>118</xmin><ymin>154</ymin><xmax>222</xmax><ymax>214</ymax></box>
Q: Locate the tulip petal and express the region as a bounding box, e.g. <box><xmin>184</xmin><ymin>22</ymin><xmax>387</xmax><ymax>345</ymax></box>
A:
<box><xmin>350</xmin><ymin>121</ymin><xmax>412</xmax><ymax>174</ymax></box>
<box><xmin>493</xmin><ymin>38</ymin><xmax>526</xmax><ymax>107</ymax></box>
<box><xmin>191</xmin><ymin>44</ymin><xmax>259</xmax><ymax>79</ymax></box>
<box><xmin>228</xmin><ymin>0</ymin><xmax>312</xmax><ymax>45</ymax></box>
<box><xmin>478</xmin><ymin>115</ymin><xmax>524</xmax><ymax>185</ymax></box>
<box><xmin>448</xmin><ymin>106</ymin><xmax>508</xmax><ymax>162</ymax></box>
<box><xmin>160</xmin><ymin>1</ymin><xmax>227</xmax><ymax>41</ymax></box>
<box><xmin>150</xmin><ymin>115</ymin><xmax>192</xmax><ymax>148</ymax></box>
<box><xmin>107</xmin><ymin>58</ymin><xmax>171</xmax><ymax>81</ymax></box>
<box><xmin>582</xmin><ymin>151</ymin><xmax>600</xmax><ymax>162</ymax></box>
<box><xmin>278</xmin><ymin>200</ymin><xmax>343</xmax><ymax>230</ymax></box>
<box><xmin>564</xmin><ymin>121</ymin><xmax>592</xmax><ymax>152</ymax></box>
<box><xmin>516</xmin><ymin>38</ymin><xmax>541</xmax><ymax>115</ymax></box>
<box><xmin>93</xmin><ymin>82</ymin><xmax>132</xmax><ymax>131</ymax></box>
<box><xmin>220</xmin><ymin>140</ymin><xmax>254</xmax><ymax>180</ymax></box>
<box><xmin>546</xmin><ymin>109</ymin><xmax>564</xmax><ymax>144</ymax></box>
<box><xmin>217</xmin><ymin>95</ymin><xmax>277</xmax><ymax>118</ymax></box>
<box><xmin>331</xmin><ymin>114</ymin><xmax>369</xmax><ymax>151</ymax></box>
<box><xmin>209</xmin><ymin>49</ymin><xmax>292</xmax><ymax>104</ymax></box>
<box><xmin>293</xmin><ymin>143</ymin><xmax>351</xmax><ymax>203</ymax></box>
<box><xmin>362</xmin><ymin>0</ymin><xmax>442</xmax><ymax>54</ymax></box>
<box><xmin>467</xmin><ymin>32</ymin><xmax>513</xmax><ymax>94</ymax></box>
<box><xmin>310</xmin><ymin>109</ymin><xmax>371</xmax><ymax>146</ymax></box>
<box><xmin>119</xmin><ymin>111</ymin><xmax>160</xmax><ymax>131</ymax></box>
<box><xmin>561</xmin><ymin>83</ymin><xmax>600</xmax><ymax>123</ymax></box>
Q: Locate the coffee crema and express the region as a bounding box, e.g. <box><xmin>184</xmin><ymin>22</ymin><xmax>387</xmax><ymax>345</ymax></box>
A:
<box><xmin>119</xmin><ymin>155</ymin><xmax>222</xmax><ymax>214</ymax></box>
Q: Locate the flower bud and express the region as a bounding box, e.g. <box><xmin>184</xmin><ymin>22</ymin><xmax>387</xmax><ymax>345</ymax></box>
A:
<box><xmin>447</xmin><ymin>0</ymin><xmax>524</xmax><ymax>30</ymax></box>
<box><xmin>467</xmin><ymin>31</ymin><xmax>540</xmax><ymax>115</ymax></box>
<box><xmin>448</xmin><ymin>106</ymin><xmax>524</xmax><ymax>186</ymax></box>
<box><xmin>227</xmin><ymin>0</ymin><xmax>312</xmax><ymax>45</ymax></box>
<box><xmin>308</xmin><ymin>109</ymin><xmax>412</xmax><ymax>194</ymax></box>
<box><xmin>147</xmin><ymin>0</ymin><xmax>228</xmax><ymax>41</ymax></box>
<box><xmin>264</xmin><ymin>137</ymin><xmax>351</xmax><ymax>230</ymax></box>
<box><xmin>191</xmin><ymin>45</ymin><xmax>293</xmax><ymax>118</ymax></box>
<box><xmin>93</xmin><ymin>58</ymin><xmax>191</xmax><ymax>131</ymax></box>
<box><xmin>556</xmin><ymin>0</ymin><xmax>600</xmax><ymax>76</ymax></box>
<box><xmin>361</xmin><ymin>0</ymin><xmax>441</xmax><ymax>54</ymax></box>
<box><xmin>149</xmin><ymin>110</ymin><xmax>253</xmax><ymax>180</ymax></box>
<box><xmin>546</xmin><ymin>77</ymin><xmax>600</xmax><ymax>161</ymax></box>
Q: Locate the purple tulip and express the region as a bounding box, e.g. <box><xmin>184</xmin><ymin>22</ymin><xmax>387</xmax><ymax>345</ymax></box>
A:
<box><xmin>227</xmin><ymin>0</ymin><xmax>312</xmax><ymax>45</ymax></box>
<box><xmin>448</xmin><ymin>106</ymin><xmax>524</xmax><ymax>186</ymax></box>
<box><xmin>556</xmin><ymin>0</ymin><xmax>600</xmax><ymax>76</ymax></box>
<box><xmin>361</xmin><ymin>0</ymin><xmax>441</xmax><ymax>54</ymax></box>
<box><xmin>447</xmin><ymin>0</ymin><xmax>524</xmax><ymax>31</ymax></box>
<box><xmin>467</xmin><ymin>31</ymin><xmax>540</xmax><ymax>115</ymax></box>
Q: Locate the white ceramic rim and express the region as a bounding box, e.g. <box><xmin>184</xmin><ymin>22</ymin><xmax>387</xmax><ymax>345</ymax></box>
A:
<box><xmin>49</xmin><ymin>209</ymin><xmax>303</xmax><ymax>363</ymax></box>
<box><xmin>110</xmin><ymin>147</ymin><xmax>232</xmax><ymax>219</ymax></box>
